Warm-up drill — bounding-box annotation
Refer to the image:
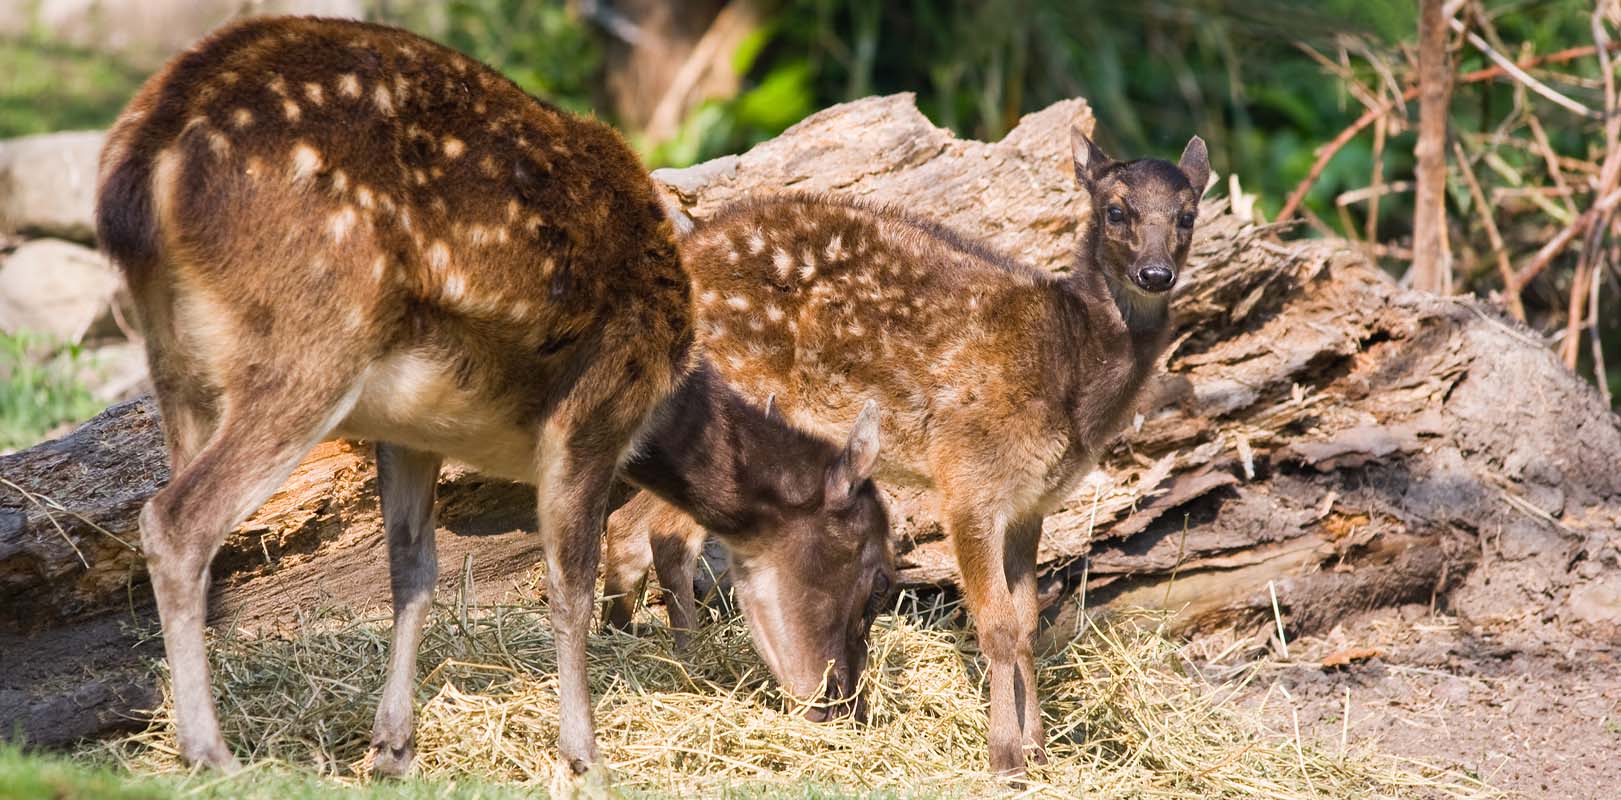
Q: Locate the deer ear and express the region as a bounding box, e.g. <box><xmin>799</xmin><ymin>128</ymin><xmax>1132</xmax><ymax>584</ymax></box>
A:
<box><xmin>1179</xmin><ymin>135</ymin><xmax>1211</xmax><ymax>197</ymax></box>
<box><xmin>825</xmin><ymin>400</ymin><xmax>881</xmax><ymax>503</ymax></box>
<box><xmin>1070</xmin><ymin>120</ymin><xmax>1111</xmax><ymax>189</ymax></box>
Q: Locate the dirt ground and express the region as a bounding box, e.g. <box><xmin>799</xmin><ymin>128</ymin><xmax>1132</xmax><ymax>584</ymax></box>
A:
<box><xmin>1200</xmin><ymin>602</ymin><xmax>1621</xmax><ymax>798</ymax></box>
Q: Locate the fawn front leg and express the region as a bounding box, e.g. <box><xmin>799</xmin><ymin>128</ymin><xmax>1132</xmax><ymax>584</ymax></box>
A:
<box><xmin>947</xmin><ymin>504</ymin><xmax>1029</xmax><ymax>775</ymax></box>
<box><xmin>650</xmin><ymin>522</ymin><xmax>702</xmax><ymax>651</ymax></box>
<box><xmin>1007</xmin><ymin>516</ymin><xmax>1047</xmax><ymax>765</ymax></box>
<box><xmin>369</xmin><ymin>443</ymin><xmax>443</xmax><ymax>777</ymax></box>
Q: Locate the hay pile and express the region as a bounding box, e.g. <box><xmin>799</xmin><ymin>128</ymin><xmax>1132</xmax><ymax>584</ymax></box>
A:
<box><xmin>89</xmin><ymin>590</ymin><xmax>1489</xmax><ymax>798</ymax></box>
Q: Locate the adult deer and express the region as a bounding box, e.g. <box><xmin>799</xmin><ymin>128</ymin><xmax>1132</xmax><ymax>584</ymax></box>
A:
<box><xmin>605</xmin><ymin>130</ymin><xmax>1209</xmax><ymax>775</ymax></box>
<box><xmin>96</xmin><ymin>16</ymin><xmax>893</xmax><ymax>777</ymax></box>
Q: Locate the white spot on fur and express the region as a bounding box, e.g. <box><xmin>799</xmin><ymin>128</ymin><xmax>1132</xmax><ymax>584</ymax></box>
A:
<box><xmin>726</xmin><ymin>295</ymin><xmax>751</xmax><ymax>311</ymax></box>
<box><xmin>747</xmin><ymin>230</ymin><xmax>766</xmax><ymax>255</ymax></box>
<box><xmin>338</xmin><ymin>73</ymin><xmax>361</xmax><ymax>98</ymax></box>
<box><xmin>374</xmin><ymin>85</ymin><xmax>394</xmax><ymax>114</ymax></box>
<box><xmin>510</xmin><ymin>300</ymin><xmax>531</xmax><ymax>320</ymax></box>
<box><xmin>823</xmin><ymin>234</ymin><xmax>845</xmax><ymax>261</ymax></box>
<box><xmin>282</xmin><ymin>99</ymin><xmax>301</xmax><ymax>122</ymax></box>
<box><xmin>443</xmin><ymin>137</ymin><xmax>465</xmax><ymax>158</ymax></box>
<box><xmin>331</xmin><ymin>170</ymin><xmax>348</xmax><ymax>193</ymax></box>
<box><xmin>304</xmin><ymin>82</ymin><xmax>324</xmax><ymax>105</ymax></box>
<box><xmin>328</xmin><ymin>206</ymin><xmax>357</xmax><ymax>242</ymax></box>
<box><xmin>772</xmin><ymin>248</ymin><xmax>793</xmax><ymax>281</ymax></box>
<box><xmin>371</xmin><ymin>255</ymin><xmax>387</xmax><ymax>281</ymax></box>
<box><xmin>290</xmin><ymin>144</ymin><xmax>321</xmax><ymax>180</ymax></box>
<box><xmin>356</xmin><ymin>186</ymin><xmax>374</xmax><ymax>209</ymax></box>
<box><xmin>765</xmin><ymin>305</ymin><xmax>784</xmax><ymax>322</ymax></box>
<box><xmin>699</xmin><ymin>290</ymin><xmax>719</xmax><ymax>306</ymax></box>
<box><xmin>206</xmin><ymin>131</ymin><xmax>229</xmax><ymax>157</ymax></box>
<box><xmin>428</xmin><ymin>241</ymin><xmax>450</xmax><ymax>271</ymax></box>
<box><xmin>798</xmin><ymin>260</ymin><xmax>817</xmax><ymax>281</ymax></box>
<box><xmin>443</xmin><ymin>272</ymin><xmax>465</xmax><ymax>301</ymax></box>
<box><xmin>231</xmin><ymin>108</ymin><xmax>253</xmax><ymax>128</ymax></box>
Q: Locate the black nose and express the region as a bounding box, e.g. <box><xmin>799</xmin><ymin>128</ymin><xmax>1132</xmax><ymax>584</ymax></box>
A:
<box><xmin>1137</xmin><ymin>264</ymin><xmax>1175</xmax><ymax>291</ymax></box>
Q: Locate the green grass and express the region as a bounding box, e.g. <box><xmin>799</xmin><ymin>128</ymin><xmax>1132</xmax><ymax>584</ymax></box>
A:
<box><xmin>0</xmin><ymin>745</ymin><xmax>915</xmax><ymax>799</ymax></box>
<box><xmin>0</xmin><ymin>332</ymin><xmax>105</xmax><ymax>451</ymax></box>
<box><xmin>0</xmin><ymin>35</ymin><xmax>145</xmax><ymax>138</ymax></box>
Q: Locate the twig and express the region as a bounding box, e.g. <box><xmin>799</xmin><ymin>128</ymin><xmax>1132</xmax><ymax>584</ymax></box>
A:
<box><xmin>1526</xmin><ymin>114</ymin><xmax>1581</xmax><ymax>219</ymax></box>
<box><xmin>1592</xmin><ymin>261</ymin><xmax>1612</xmax><ymax>406</ymax></box>
<box><xmin>1268</xmin><ymin>580</ymin><xmax>1289</xmax><ymax>660</ymax></box>
<box><xmin>0</xmin><ymin>477</ymin><xmax>89</xmax><ymax>569</ymax></box>
<box><xmin>1411</xmin><ymin>0</ymin><xmax>1454</xmax><ymax>294</ymax></box>
<box><xmin>1275</xmin><ymin>40</ymin><xmax>1621</xmax><ymax>228</ymax></box>
<box><xmin>1452</xmin><ymin>140</ymin><xmax>1525</xmax><ymax>320</ymax></box>
<box><xmin>1450</xmin><ymin>17</ymin><xmax>1599</xmax><ymax>118</ymax></box>
<box><xmin>1337</xmin><ymin>179</ymin><xmax>1413</xmax><ymax>207</ymax></box>
<box><xmin>1365</xmin><ymin>114</ymin><xmax>1388</xmax><ymax>245</ymax></box>
<box><xmin>1513</xmin><ymin>186</ymin><xmax>1621</xmax><ymax>292</ymax></box>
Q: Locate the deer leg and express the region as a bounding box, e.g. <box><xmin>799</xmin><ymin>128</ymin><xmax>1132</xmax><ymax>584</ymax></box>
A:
<box><xmin>603</xmin><ymin>501</ymin><xmax>654</xmax><ymax>634</ymax></box>
<box><xmin>368</xmin><ymin>443</ymin><xmax>442</xmax><ymax>777</ymax></box>
<box><xmin>154</xmin><ymin>392</ymin><xmax>216</xmax><ymax>475</ymax></box>
<box><xmin>1007</xmin><ymin>516</ymin><xmax>1048</xmax><ymax>765</ymax></box>
<box><xmin>140</xmin><ymin>384</ymin><xmax>360</xmax><ymax>771</ymax></box>
<box><xmin>948</xmin><ymin>505</ymin><xmax>1027</xmax><ymax>775</ymax></box>
<box><xmin>651</xmin><ymin>522</ymin><xmax>701</xmax><ymax>651</ymax></box>
<box><xmin>537</xmin><ymin>421</ymin><xmax>621</xmax><ymax>775</ymax></box>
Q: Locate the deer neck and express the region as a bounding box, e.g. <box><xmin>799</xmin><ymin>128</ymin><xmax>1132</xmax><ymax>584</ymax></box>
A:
<box><xmin>1067</xmin><ymin>248</ymin><xmax>1175</xmax><ymax>377</ymax></box>
<box><xmin>620</xmin><ymin>361</ymin><xmax>821</xmax><ymax>539</ymax></box>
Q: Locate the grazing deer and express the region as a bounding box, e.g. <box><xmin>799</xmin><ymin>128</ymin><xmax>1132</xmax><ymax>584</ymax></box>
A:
<box><xmin>96</xmin><ymin>16</ymin><xmax>893</xmax><ymax>777</ymax></box>
<box><xmin>604</xmin><ymin>128</ymin><xmax>1209</xmax><ymax>775</ymax></box>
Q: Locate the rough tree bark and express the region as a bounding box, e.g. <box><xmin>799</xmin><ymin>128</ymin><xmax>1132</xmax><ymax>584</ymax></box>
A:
<box><xmin>1412</xmin><ymin>0</ymin><xmax>1454</xmax><ymax>294</ymax></box>
<box><xmin>4</xmin><ymin>94</ymin><xmax>1620</xmax><ymax>747</ymax></box>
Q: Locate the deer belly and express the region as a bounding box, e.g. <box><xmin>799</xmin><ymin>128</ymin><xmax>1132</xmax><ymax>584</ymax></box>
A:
<box><xmin>337</xmin><ymin>350</ymin><xmax>539</xmax><ymax>481</ymax></box>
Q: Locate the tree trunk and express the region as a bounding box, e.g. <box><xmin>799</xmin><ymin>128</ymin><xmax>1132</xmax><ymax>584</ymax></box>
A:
<box><xmin>4</xmin><ymin>94</ymin><xmax>1619</xmax><ymax>747</ymax></box>
<box><xmin>1411</xmin><ymin>0</ymin><xmax>1454</xmax><ymax>294</ymax></box>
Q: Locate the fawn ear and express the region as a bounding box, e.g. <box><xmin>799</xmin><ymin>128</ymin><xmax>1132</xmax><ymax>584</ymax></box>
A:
<box><xmin>1070</xmin><ymin>119</ymin><xmax>1112</xmax><ymax>189</ymax></box>
<box><xmin>1179</xmin><ymin>136</ymin><xmax>1211</xmax><ymax>197</ymax></box>
<box><xmin>825</xmin><ymin>400</ymin><xmax>881</xmax><ymax>503</ymax></box>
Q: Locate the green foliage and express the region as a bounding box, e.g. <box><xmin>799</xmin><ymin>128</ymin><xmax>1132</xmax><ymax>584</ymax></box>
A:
<box><xmin>0</xmin><ymin>743</ymin><xmax>919</xmax><ymax>799</ymax></box>
<box><xmin>423</xmin><ymin>0</ymin><xmax>603</xmax><ymax>115</ymax></box>
<box><xmin>0</xmin><ymin>34</ymin><xmax>144</xmax><ymax>138</ymax></box>
<box><xmin>0</xmin><ymin>332</ymin><xmax>103</xmax><ymax>451</ymax></box>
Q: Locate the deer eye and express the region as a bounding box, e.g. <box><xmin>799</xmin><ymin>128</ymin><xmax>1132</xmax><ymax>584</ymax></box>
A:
<box><xmin>1178</xmin><ymin>211</ymin><xmax>1196</xmax><ymax>229</ymax></box>
<box><xmin>1106</xmin><ymin>205</ymin><xmax>1125</xmax><ymax>224</ymax></box>
<box><xmin>866</xmin><ymin>572</ymin><xmax>893</xmax><ymax>617</ymax></box>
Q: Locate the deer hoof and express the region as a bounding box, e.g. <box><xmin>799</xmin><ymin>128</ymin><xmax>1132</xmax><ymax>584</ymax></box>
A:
<box><xmin>182</xmin><ymin>737</ymin><xmax>241</xmax><ymax>773</ymax></box>
<box><xmin>370</xmin><ymin>737</ymin><xmax>416</xmax><ymax>778</ymax></box>
<box><xmin>989</xmin><ymin>739</ymin><xmax>1026</xmax><ymax>778</ymax></box>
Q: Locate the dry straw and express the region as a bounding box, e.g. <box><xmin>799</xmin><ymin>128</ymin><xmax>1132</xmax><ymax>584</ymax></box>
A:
<box><xmin>89</xmin><ymin>590</ymin><xmax>1492</xmax><ymax>798</ymax></box>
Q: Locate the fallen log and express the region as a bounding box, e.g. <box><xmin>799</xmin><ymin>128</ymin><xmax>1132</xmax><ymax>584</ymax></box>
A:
<box><xmin>4</xmin><ymin>93</ymin><xmax>1619</xmax><ymax>746</ymax></box>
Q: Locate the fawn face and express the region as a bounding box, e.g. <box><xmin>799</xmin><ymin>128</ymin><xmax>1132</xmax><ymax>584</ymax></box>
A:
<box><xmin>730</xmin><ymin>401</ymin><xmax>895</xmax><ymax>722</ymax></box>
<box><xmin>1071</xmin><ymin>126</ymin><xmax>1210</xmax><ymax>297</ymax></box>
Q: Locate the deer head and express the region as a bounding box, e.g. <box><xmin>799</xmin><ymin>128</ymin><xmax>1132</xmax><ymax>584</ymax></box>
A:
<box><xmin>726</xmin><ymin>400</ymin><xmax>894</xmax><ymax>721</ymax></box>
<box><xmin>1070</xmin><ymin>120</ymin><xmax>1209</xmax><ymax>312</ymax></box>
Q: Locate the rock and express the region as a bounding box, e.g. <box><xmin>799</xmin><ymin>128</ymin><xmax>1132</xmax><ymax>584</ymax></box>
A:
<box><xmin>1568</xmin><ymin>575</ymin><xmax>1621</xmax><ymax>628</ymax></box>
<box><xmin>0</xmin><ymin>1</ymin><xmax>366</xmax><ymax>69</ymax></box>
<box><xmin>78</xmin><ymin>341</ymin><xmax>150</xmax><ymax>403</ymax></box>
<box><xmin>0</xmin><ymin>131</ymin><xmax>104</xmax><ymax>242</ymax></box>
<box><xmin>0</xmin><ymin>239</ymin><xmax>122</xmax><ymax>342</ymax></box>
